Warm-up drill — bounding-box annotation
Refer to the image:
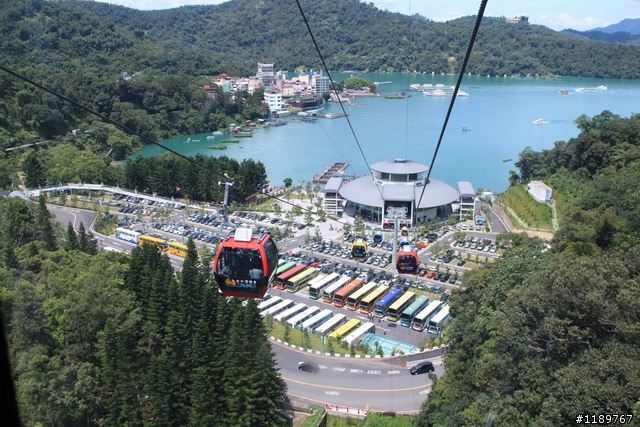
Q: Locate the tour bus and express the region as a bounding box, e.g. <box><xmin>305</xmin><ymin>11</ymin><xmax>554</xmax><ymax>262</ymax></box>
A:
<box><xmin>272</xmin><ymin>303</ymin><xmax>307</xmax><ymax>323</ymax></box>
<box><xmin>274</xmin><ymin>264</ymin><xmax>307</xmax><ymax>290</ymax></box>
<box><xmin>427</xmin><ymin>304</ymin><xmax>451</xmax><ymax>334</ymax></box>
<box><xmin>167</xmin><ymin>241</ymin><xmax>189</xmax><ymax>257</ymax></box>
<box><xmin>411</xmin><ymin>300</ymin><xmax>443</xmax><ymax>332</ymax></box>
<box><xmin>287</xmin><ymin>306</ymin><xmax>320</xmax><ymax>329</ymax></box>
<box><xmin>343</xmin><ymin>322</ymin><xmax>376</xmax><ymax>346</ymax></box>
<box><xmin>314</xmin><ymin>314</ymin><xmax>346</xmax><ymax>336</ymax></box>
<box><xmin>321</xmin><ymin>276</ymin><xmax>352</xmax><ymax>303</ymax></box>
<box><xmin>275</xmin><ymin>261</ymin><xmax>297</xmax><ymax>277</ymax></box>
<box><xmin>260</xmin><ymin>299</ymin><xmax>294</xmax><ymax>317</ymax></box>
<box><xmin>332</xmin><ymin>278</ymin><xmax>363</xmax><ymax>307</ymax></box>
<box><xmin>328</xmin><ymin>318</ymin><xmax>361</xmax><ymax>341</ymax></box>
<box><xmin>307</xmin><ymin>272</ymin><xmax>340</xmax><ymax>300</ymax></box>
<box><xmin>386</xmin><ymin>291</ymin><xmax>417</xmax><ymax>322</ymax></box>
<box><xmin>346</xmin><ymin>281</ymin><xmax>378</xmax><ymax>311</ymax></box>
<box><xmin>138</xmin><ymin>234</ymin><xmax>168</xmax><ymax>251</ymax></box>
<box><xmin>257</xmin><ymin>296</ymin><xmax>282</xmax><ymax>312</ymax></box>
<box><xmin>399</xmin><ymin>295</ymin><xmax>429</xmax><ymax>327</ymax></box>
<box><xmin>301</xmin><ymin>309</ymin><xmax>334</xmax><ymax>332</ymax></box>
<box><xmin>358</xmin><ymin>284</ymin><xmax>390</xmax><ymax>314</ymax></box>
<box><xmin>115</xmin><ymin>227</ymin><xmax>141</xmax><ymax>244</ymax></box>
<box><xmin>373</xmin><ymin>287</ymin><xmax>402</xmax><ymax>318</ymax></box>
<box><xmin>286</xmin><ymin>267</ymin><xmax>318</xmax><ymax>293</ymax></box>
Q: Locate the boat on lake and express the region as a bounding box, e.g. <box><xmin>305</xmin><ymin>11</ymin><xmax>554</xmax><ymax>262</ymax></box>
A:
<box><xmin>532</xmin><ymin>118</ymin><xmax>548</xmax><ymax>125</ymax></box>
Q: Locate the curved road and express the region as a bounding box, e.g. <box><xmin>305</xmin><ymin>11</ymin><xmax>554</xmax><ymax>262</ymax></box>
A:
<box><xmin>273</xmin><ymin>341</ymin><xmax>441</xmax><ymax>413</ymax></box>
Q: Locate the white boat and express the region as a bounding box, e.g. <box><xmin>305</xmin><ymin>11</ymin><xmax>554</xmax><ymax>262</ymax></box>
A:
<box><xmin>596</xmin><ymin>85</ymin><xmax>608</xmax><ymax>90</ymax></box>
<box><xmin>424</xmin><ymin>89</ymin><xmax>447</xmax><ymax>97</ymax></box>
<box><xmin>457</xmin><ymin>90</ymin><xmax>469</xmax><ymax>97</ymax></box>
<box><xmin>532</xmin><ymin>118</ymin><xmax>547</xmax><ymax>125</ymax></box>
<box><xmin>212</xmin><ymin>131</ymin><xmax>223</xmax><ymax>136</ymax></box>
<box><xmin>575</xmin><ymin>87</ymin><xmax>586</xmax><ymax>92</ymax></box>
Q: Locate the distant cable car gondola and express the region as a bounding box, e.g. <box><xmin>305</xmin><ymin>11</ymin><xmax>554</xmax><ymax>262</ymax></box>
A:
<box><xmin>213</xmin><ymin>228</ymin><xmax>279</xmax><ymax>298</ymax></box>
<box><xmin>400</xmin><ymin>226</ymin><xmax>409</xmax><ymax>237</ymax></box>
<box><xmin>396</xmin><ymin>246</ymin><xmax>419</xmax><ymax>274</ymax></box>
<box><xmin>373</xmin><ymin>231</ymin><xmax>383</xmax><ymax>243</ymax></box>
<box><xmin>351</xmin><ymin>239</ymin><xmax>368</xmax><ymax>258</ymax></box>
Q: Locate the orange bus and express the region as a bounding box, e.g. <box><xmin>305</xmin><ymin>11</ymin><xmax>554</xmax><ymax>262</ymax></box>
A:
<box><xmin>332</xmin><ymin>278</ymin><xmax>363</xmax><ymax>308</ymax></box>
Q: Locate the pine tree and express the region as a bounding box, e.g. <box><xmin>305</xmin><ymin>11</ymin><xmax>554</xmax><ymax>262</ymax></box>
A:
<box><xmin>64</xmin><ymin>222</ymin><xmax>79</xmax><ymax>251</ymax></box>
<box><xmin>77</xmin><ymin>222</ymin><xmax>97</xmax><ymax>254</ymax></box>
<box><xmin>36</xmin><ymin>194</ymin><xmax>58</xmax><ymax>251</ymax></box>
<box><xmin>23</xmin><ymin>150</ymin><xmax>46</xmax><ymax>188</ymax></box>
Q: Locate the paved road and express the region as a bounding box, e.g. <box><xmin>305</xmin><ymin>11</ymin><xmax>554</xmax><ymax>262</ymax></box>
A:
<box><xmin>274</xmin><ymin>341</ymin><xmax>442</xmax><ymax>413</ymax></box>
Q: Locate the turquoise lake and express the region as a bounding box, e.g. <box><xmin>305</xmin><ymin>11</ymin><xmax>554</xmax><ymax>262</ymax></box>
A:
<box><xmin>131</xmin><ymin>73</ymin><xmax>640</xmax><ymax>193</ymax></box>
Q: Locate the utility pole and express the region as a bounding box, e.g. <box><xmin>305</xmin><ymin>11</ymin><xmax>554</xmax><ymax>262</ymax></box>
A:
<box><xmin>386</xmin><ymin>207</ymin><xmax>408</xmax><ymax>268</ymax></box>
<box><xmin>219</xmin><ymin>175</ymin><xmax>234</xmax><ymax>227</ymax></box>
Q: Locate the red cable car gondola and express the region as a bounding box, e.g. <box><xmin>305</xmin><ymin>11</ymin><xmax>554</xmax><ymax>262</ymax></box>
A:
<box><xmin>213</xmin><ymin>228</ymin><xmax>279</xmax><ymax>298</ymax></box>
<box><xmin>396</xmin><ymin>246</ymin><xmax>419</xmax><ymax>274</ymax></box>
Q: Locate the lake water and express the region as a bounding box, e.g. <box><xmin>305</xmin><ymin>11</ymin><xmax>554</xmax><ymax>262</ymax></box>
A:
<box><xmin>132</xmin><ymin>73</ymin><xmax>640</xmax><ymax>193</ymax></box>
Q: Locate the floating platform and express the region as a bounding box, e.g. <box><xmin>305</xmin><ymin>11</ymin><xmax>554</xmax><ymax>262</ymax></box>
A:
<box><xmin>313</xmin><ymin>162</ymin><xmax>350</xmax><ymax>184</ymax></box>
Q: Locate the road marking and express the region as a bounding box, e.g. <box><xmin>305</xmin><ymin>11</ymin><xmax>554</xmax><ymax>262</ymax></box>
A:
<box><xmin>419</xmin><ymin>389</ymin><xmax>430</xmax><ymax>395</ymax></box>
<box><xmin>387</xmin><ymin>370</ymin><xmax>401</xmax><ymax>375</ymax></box>
<box><xmin>349</xmin><ymin>369</ymin><xmax>363</xmax><ymax>374</ymax></box>
<box><xmin>283</xmin><ymin>377</ymin><xmax>432</xmax><ymax>393</ymax></box>
<box><xmin>333</xmin><ymin>367</ymin><xmax>345</xmax><ymax>372</ymax></box>
<box><xmin>325</xmin><ymin>391</ymin><xmax>340</xmax><ymax>396</ymax></box>
<box><xmin>367</xmin><ymin>370</ymin><xmax>382</xmax><ymax>375</ymax></box>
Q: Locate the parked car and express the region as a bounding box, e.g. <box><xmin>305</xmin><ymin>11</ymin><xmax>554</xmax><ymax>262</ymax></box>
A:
<box><xmin>410</xmin><ymin>361</ymin><xmax>435</xmax><ymax>375</ymax></box>
<box><xmin>298</xmin><ymin>361</ymin><xmax>319</xmax><ymax>373</ymax></box>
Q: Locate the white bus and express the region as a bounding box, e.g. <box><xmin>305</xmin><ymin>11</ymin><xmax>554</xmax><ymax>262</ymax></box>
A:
<box><xmin>343</xmin><ymin>322</ymin><xmax>376</xmax><ymax>346</ymax></box>
<box><xmin>308</xmin><ymin>272</ymin><xmax>340</xmax><ymax>299</ymax></box>
<box><xmin>314</xmin><ymin>313</ymin><xmax>347</xmax><ymax>335</ymax></box>
<box><xmin>287</xmin><ymin>306</ymin><xmax>320</xmax><ymax>328</ymax></box>
<box><xmin>260</xmin><ymin>299</ymin><xmax>294</xmax><ymax>317</ymax></box>
<box><xmin>115</xmin><ymin>227</ymin><xmax>141</xmax><ymax>244</ymax></box>
<box><xmin>257</xmin><ymin>296</ymin><xmax>281</xmax><ymax>311</ymax></box>
<box><xmin>411</xmin><ymin>300</ymin><xmax>443</xmax><ymax>332</ymax></box>
<box><xmin>301</xmin><ymin>309</ymin><xmax>334</xmax><ymax>332</ymax></box>
<box><xmin>273</xmin><ymin>303</ymin><xmax>307</xmax><ymax>322</ymax></box>
<box><xmin>427</xmin><ymin>304</ymin><xmax>451</xmax><ymax>334</ymax></box>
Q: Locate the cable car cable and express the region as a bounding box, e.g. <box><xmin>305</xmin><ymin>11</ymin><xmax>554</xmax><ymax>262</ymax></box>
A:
<box><xmin>294</xmin><ymin>0</ymin><xmax>385</xmax><ymax>202</ymax></box>
<box><xmin>417</xmin><ymin>0</ymin><xmax>488</xmax><ymax>208</ymax></box>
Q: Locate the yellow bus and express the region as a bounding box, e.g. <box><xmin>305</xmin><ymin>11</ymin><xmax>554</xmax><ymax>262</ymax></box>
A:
<box><xmin>358</xmin><ymin>285</ymin><xmax>389</xmax><ymax>314</ymax></box>
<box><xmin>138</xmin><ymin>235</ymin><xmax>168</xmax><ymax>251</ymax></box>
<box><xmin>328</xmin><ymin>318</ymin><xmax>361</xmax><ymax>341</ymax></box>
<box><xmin>286</xmin><ymin>267</ymin><xmax>318</xmax><ymax>293</ymax></box>
<box><xmin>386</xmin><ymin>291</ymin><xmax>417</xmax><ymax>322</ymax></box>
<box><xmin>346</xmin><ymin>281</ymin><xmax>378</xmax><ymax>311</ymax></box>
<box><xmin>167</xmin><ymin>241</ymin><xmax>189</xmax><ymax>257</ymax></box>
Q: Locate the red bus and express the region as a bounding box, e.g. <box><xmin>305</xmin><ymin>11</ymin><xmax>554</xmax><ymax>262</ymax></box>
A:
<box><xmin>274</xmin><ymin>264</ymin><xmax>308</xmax><ymax>290</ymax></box>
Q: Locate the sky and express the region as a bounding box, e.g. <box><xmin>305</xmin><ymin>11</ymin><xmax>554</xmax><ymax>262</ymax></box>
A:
<box><xmin>91</xmin><ymin>0</ymin><xmax>640</xmax><ymax>31</ymax></box>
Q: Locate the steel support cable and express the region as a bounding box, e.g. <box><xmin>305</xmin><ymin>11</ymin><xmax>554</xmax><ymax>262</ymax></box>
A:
<box><xmin>0</xmin><ymin>64</ymin><xmax>236</xmax><ymax>185</ymax></box>
<box><xmin>294</xmin><ymin>0</ymin><xmax>385</xmax><ymax>201</ymax></box>
<box><xmin>0</xmin><ymin>63</ymin><xmax>335</xmax><ymax>220</ymax></box>
<box><xmin>417</xmin><ymin>0</ymin><xmax>488</xmax><ymax>208</ymax></box>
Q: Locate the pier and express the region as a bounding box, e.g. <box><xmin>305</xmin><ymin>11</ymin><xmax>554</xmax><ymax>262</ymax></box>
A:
<box><xmin>313</xmin><ymin>162</ymin><xmax>350</xmax><ymax>184</ymax></box>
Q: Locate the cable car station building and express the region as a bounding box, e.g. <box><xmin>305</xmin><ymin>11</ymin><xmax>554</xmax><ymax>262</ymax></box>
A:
<box><xmin>322</xmin><ymin>158</ymin><xmax>475</xmax><ymax>227</ymax></box>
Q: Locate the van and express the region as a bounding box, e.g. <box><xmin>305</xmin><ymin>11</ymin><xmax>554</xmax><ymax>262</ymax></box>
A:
<box><xmin>410</xmin><ymin>361</ymin><xmax>435</xmax><ymax>375</ymax></box>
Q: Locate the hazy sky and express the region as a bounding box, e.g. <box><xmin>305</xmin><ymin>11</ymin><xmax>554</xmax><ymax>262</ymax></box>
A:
<box><xmin>92</xmin><ymin>0</ymin><xmax>640</xmax><ymax>31</ymax></box>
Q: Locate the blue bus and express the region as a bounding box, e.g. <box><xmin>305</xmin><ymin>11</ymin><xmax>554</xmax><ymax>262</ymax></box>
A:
<box><xmin>373</xmin><ymin>287</ymin><xmax>402</xmax><ymax>318</ymax></box>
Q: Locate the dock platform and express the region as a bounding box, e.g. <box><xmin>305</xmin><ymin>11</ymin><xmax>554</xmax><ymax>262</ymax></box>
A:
<box><xmin>313</xmin><ymin>162</ymin><xmax>349</xmax><ymax>184</ymax></box>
